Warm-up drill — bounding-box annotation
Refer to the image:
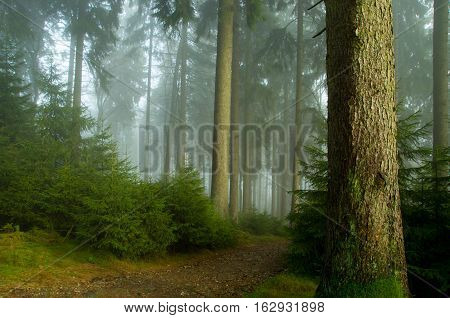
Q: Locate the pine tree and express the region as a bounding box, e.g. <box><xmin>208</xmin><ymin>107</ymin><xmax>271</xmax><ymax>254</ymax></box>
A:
<box><xmin>317</xmin><ymin>0</ymin><xmax>408</xmax><ymax>297</ymax></box>
<box><xmin>432</xmin><ymin>0</ymin><xmax>448</xmax><ymax>185</ymax></box>
<box><xmin>210</xmin><ymin>0</ymin><xmax>234</xmax><ymax>216</ymax></box>
<box><xmin>291</xmin><ymin>0</ymin><xmax>304</xmax><ymax>214</ymax></box>
<box><xmin>229</xmin><ymin>0</ymin><xmax>242</xmax><ymax>221</ymax></box>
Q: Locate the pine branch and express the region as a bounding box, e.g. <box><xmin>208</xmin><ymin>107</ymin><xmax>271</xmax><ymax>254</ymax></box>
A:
<box><xmin>312</xmin><ymin>27</ymin><xmax>326</xmax><ymax>38</ymax></box>
<box><xmin>307</xmin><ymin>0</ymin><xmax>324</xmax><ymax>11</ymax></box>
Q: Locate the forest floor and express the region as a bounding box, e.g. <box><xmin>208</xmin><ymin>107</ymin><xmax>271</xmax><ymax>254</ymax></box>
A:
<box><xmin>0</xmin><ymin>232</ymin><xmax>304</xmax><ymax>298</ymax></box>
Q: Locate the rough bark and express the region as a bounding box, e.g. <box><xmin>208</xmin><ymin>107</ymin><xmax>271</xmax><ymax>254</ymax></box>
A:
<box><xmin>229</xmin><ymin>0</ymin><xmax>241</xmax><ymax>221</ymax></box>
<box><xmin>290</xmin><ymin>0</ymin><xmax>304</xmax><ymax>214</ymax></box>
<box><xmin>317</xmin><ymin>0</ymin><xmax>408</xmax><ymax>297</ymax></box>
<box><xmin>432</xmin><ymin>0</ymin><xmax>448</xmax><ymax>184</ymax></box>
<box><xmin>144</xmin><ymin>17</ymin><xmax>155</xmax><ymax>181</ymax></box>
<box><xmin>211</xmin><ymin>0</ymin><xmax>234</xmax><ymax>216</ymax></box>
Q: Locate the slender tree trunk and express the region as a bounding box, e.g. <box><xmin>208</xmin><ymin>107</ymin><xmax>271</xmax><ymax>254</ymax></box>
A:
<box><xmin>211</xmin><ymin>0</ymin><xmax>234</xmax><ymax>216</ymax></box>
<box><xmin>176</xmin><ymin>21</ymin><xmax>188</xmax><ymax>171</ymax></box>
<box><xmin>229</xmin><ymin>0</ymin><xmax>241</xmax><ymax>221</ymax></box>
<box><xmin>252</xmin><ymin>176</ymin><xmax>257</xmax><ymax>209</ymax></box>
<box><xmin>164</xmin><ymin>42</ymin><xmax>183</xmax><ymax>175</ymax></box>
<box><xmin>317</xmin><ymin>0</ymin><xmax>408</xmax><ymax>297</ymax></box>
<box><xmin>432</xmin><ymin>0</ymin><xmax>448</xmax><ymax>185</ymax></box>
<box><xmin>265</xmin><ymin>171</ymin><xmax>269</xmax><ymax>212</ymax></box>
<box><xmin>144</xmin><ymin>17</ymin><xmax>155</xmax><ymax>180</ymax></box>
<box><xmin>67</xmin><ymin>32</ymin><xmax>76</xmax><ymax>105</ymax></box>
<box><xmin>71</xmin><ymin>1</ymin><xmax>88</xmax><ymax>163</ymax></box>
<box><xmin>271</xmin><ymin>144</ymin><xmax>278</xmax><ymax>217</ymax></box>
<box><xmin>29</xmin><ymin>52</ymin><xmax>40</xmax><ymax>104</ymax></box>
<box><xmin>279</xmin><ymin>82</ymin><xmax>290</xmax><ymax>217</ymax></box>
<box><xmin>257</xmin><ymin>174</ymin><xmax>262</xmax><ymax>210</ymax></box>
<box><xmin>71</xmin><ymin>31</ymin><xmax>85</xmax><ymax>163</ymax></box>
<box><xmin>242</xmin><ymin>29</ymin><xmax>253</xmax><ymax>212</ymax></box>
<box><xmin>96</xmin><ymin>90</ymin><xmax>106</xmax><ymax>132</ymax></box>
<box><xmin>291</xmin><ymin>0</ymin><xmax>304</xmax><ymax>214</ymax></box>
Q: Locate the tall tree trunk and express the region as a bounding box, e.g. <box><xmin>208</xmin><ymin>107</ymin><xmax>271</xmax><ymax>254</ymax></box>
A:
<box><xmin>67</xmin><ymin>32</ymin><xmax>76</xmax><ymax>105</ymax></box>
<box><xmin>211</xmin><ymin>0</ymin><xmax>234</xmax><ymax>216</ymax></box>
<box><xmin>317</xmin><ymin>0</ymin><xmax>408</xmax><ymax>297</ymax></box>
<box><xmin>271</xmin><ymin>144</ymin><xmax>278</xmax><ymax>217</ymax></box>
<box><xmin>290</xmin><ymin>0</ymin><xmax>304</xmax><ymax>214</ymax></box>
<box><xmin>242</xmin><ymin>29</ymin><xmax>253</xmax><ymax>212</ymax></box>
<box><xmin>71</xmin><ymin>1</ymin><xmax>87</xmax><ymax>163</ymax></box>
<box><xmin>164</xmin><ymin>42</ymin><xmax>183</xmax><ymax>175</ymax></box>
<box><xmin>432</xmin><ymin>0</ymin><xmax>448</xmax><ymax>185</ymax></box>
<box><xmin>257</xmin><ymin>174</ymin><xmax>262</xmax><ymax>210</ymax></box>
<box><xmin>29</xmin><ymin>52</ymin><xmax>40</xmax><ymax>104</ymax></box>
<box><xmin>71</xmin><ymin>33</ymin><xmax>85</xmax><ymax>163</ymax></box>
<box><xmin>176</xmin><ymin>21</ymin><xmax>188</xmax><ymax>171</ymax></box>
<box><xmin>265</xmin><ymin>171</ymin><xmax>269</xmax><ymax>212</ymax></box>
<box><xmin>144</xmin><ymin>17</ymin><xmax>155</xmax><ymax>181</ymax></box>
<box><xmin>279</xmin><ymin>82</ymin><xmax>290</xmax><ymax>217</ymax></box>
<box><xmin>229</xmin><ymin>0</ymin><xmax>241</xmax><ymax>221</ymax></box>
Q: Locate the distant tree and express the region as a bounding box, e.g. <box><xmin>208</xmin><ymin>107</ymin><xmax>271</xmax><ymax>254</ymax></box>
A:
<box><xmin>432</xmin><ymin>0</ymin><xmax>448</xmax><ymax>185</ymax></box>
<box><xmin>229</xmin><ymin>0</ymin><xmax>242</xmax><ymax>221</ymax></box>
<box><xmin>60</xmin><ymin>0</ymin><xmax>123</xmax><ymax>162</ymax></box>
<box><xmin>291</xmin><ymin>0</ymin><xmax>304</xmax><ymax>214</ymax></box>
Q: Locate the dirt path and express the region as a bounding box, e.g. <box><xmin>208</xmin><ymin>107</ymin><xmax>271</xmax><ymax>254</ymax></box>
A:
<box><xmin>6</xmin><ymin>240</ymin><xmax>288</xmax><ymax>298</ymax></box>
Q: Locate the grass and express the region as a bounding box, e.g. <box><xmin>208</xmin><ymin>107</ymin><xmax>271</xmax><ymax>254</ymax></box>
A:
<box><xmin>0</xmin><ymin>228</ymin><xmax>288</xmax><ymax>296</ymax></box>
<box><xmin>0</xmin><ymin>229</ymin><xmax>119</xmax><ymax>290</ymax></box>
<box><xmin>247</xmin><ymin>273</ymin><xmax>318</xmax><ymax>298</ymax></box>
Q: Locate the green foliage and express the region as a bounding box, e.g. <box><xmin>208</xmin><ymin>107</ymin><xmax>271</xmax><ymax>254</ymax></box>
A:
<box><xmin>289</xmin><ymin>108</ymin><xmax>449</xmax><ymax>297</ymax></box>
<box><xmin>243</xmin><ymin>0</ymin><xmax>265</xmax><ymax>28</ymax></box>
<box><xmin>401</xmin><ymin>160</ymin><xmax>450</xmax><ymax>297</ymax></box>
<box><xmin>287</xmin><ymin>193</ymin><xmax>325</xmax><ymax>276</ymax></box>
<box><xmin>153</xmin><ymin>0</ymin><xmax>194</xmax><ymax>30</ymax></box>
<box><xmin>0</xmin><ymin>48</ymin><xmax>237</xmax><ymax>260</ymax></box>
<box><xmin>159</xmin><ymin>169</ymin><xmax>237</xmax><ymax>250</ymax></box>
<box><xmin>238</xmin><ymin>210</ymin><xmax>287</xmax><ymax>236</ymax></box>
<box><xmin>319</xmin><ymin>277</ymin><xmax>406</xmax><ymax>298</ymax></box>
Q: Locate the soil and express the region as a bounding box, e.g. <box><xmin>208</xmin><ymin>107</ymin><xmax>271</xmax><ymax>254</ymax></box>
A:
<box><xmin>4</xmin><ymin>240</ymin><xmax>288</xmax><ymax>298</ymax></box>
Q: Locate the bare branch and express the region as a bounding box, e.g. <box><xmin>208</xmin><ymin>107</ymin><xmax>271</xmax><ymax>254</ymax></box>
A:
<box><xmin>313</xmin><ymin>27</ymin><xmax>326</xmax><ymax>38</ymax></box>
<box><xmin>308</xmin><ymin>0</ymin><xmax>324</xmax><ymax>11</ymax></box>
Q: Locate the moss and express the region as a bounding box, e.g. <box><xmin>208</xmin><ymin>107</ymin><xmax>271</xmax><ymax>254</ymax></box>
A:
<box><xmin>348</xmin><ymin>171</ymin><xmax>363</xmax><ymax>203</ymax></box>
<box><xmin>247</xmin><ymin>273</ymin><xmax>318</xmax><ymax>298</ymax></box>
<box><xmin>319</xmin><ymin>277</ymin><xmax>407</xmax><ymax>298</ymax></box>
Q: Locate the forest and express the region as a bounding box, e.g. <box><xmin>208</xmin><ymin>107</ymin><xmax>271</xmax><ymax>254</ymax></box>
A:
<box><xmin>0</xmin><ymin>0</ymin><xmax>448</xmax><ymax>298</ymax></box>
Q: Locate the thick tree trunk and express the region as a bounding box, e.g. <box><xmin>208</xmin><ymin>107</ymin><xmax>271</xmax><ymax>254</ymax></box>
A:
<box><xmin>211</xmin><ymin>0</ymin><xmax>234</xmax><ymax>216</ymax></box>
<box><xmin>317</xmin><ymin>0</ymin><xmax>408</xmax><ymax>297</ymax></box>
<box><xmin>229</xmin><ymin>0</ymin><xmax>241</xmax><ymax>221</ymax></box>
<box><xmin>432</xmin><ymin>0</ymin><xmax>448</xmax><ymax>184</ymax></box>
<box><xmin>290</xmin><ymin>0</ymin><xmax>304</xmax><ymax>214</ymax></box>
<box><xmin>176</xmin><ymin>21</ymin><xmax>188</xmax><ymax>171</ymax></box>
<box><xmin>144</xmin><ymin>18</ymin><xmax>155</xmax><ymax>181</ymax></box>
